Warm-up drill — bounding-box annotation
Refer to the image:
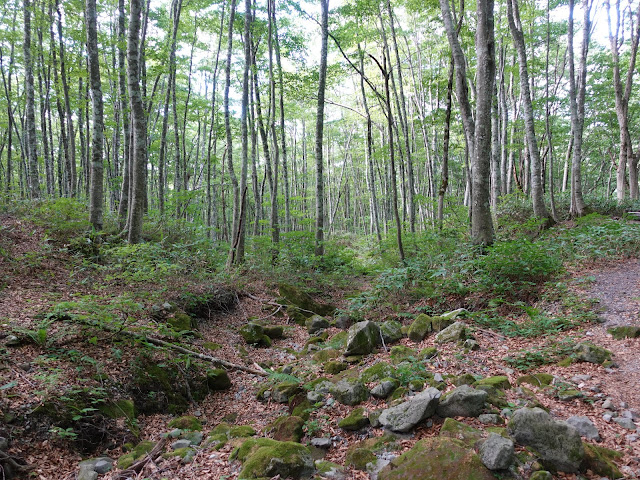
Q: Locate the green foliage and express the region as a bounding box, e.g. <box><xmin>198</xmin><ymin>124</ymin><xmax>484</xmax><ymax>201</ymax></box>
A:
<box><xmin>503</xmin><ymin>339</ymin><xmax>575</xmax><ymax>371</ymax></box>
<box><xmin>28</xmin><ymin>198</ymin><xmax>91</xmax><ymax>237</ymax></box>
<box><xmin>472</xmin><ymin>306</ymin><xmax>573</xmax><ymax>338</ymax></box>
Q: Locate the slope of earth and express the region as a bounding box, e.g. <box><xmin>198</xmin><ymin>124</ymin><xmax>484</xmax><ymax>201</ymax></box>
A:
<box><xmin>1</xmin><ymin>214</ymin><xmax>639</xmax><ymax>480</ymax></box>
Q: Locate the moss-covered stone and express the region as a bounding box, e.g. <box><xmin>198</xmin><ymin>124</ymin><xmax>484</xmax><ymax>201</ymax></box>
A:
<box><xmin>324</xmin><ymin>361</ymin><xmax>347</xmax><ymax>375</ymax></box>
<box><xmin>516</xmin><ymin>373</ymin><xmax>554</xmax><ymax>387</ymax></box>
<box><xmin>338</xmin><ymin>407</ymin><xmax>369</xmax><ymax>431</ymax></box>
<box><xmin>390</xmin><ymin>346</ymin><xmax>417</xmax><ymax>364</ymax></box>
<box><xmin>582</xmin><ymin>443</ymin><xmax>622</xmax><ymax>479</ymax></box>
<box><xmin>380</xmin><ymin>320</ymin><xmax>404</xmax><ymax>343</ymax></box>
<box><xmin>345</xmin><ymin>447</ymin><xmax>377</xmax><ymax>471</ymax></box>
<box><xmin>207</xmin><ymin>368</ymin><xmax>231</xmax><ymax>390</ymax></box>
<box><xmin>573</xmin><ymin>341</ymin><xmax>612</xmax><ymax>364</ymax></box>
<box><xmin>476</xmin><ymin>385</ymin><xmax>509</xmax><ymax>409</ymax></box>
<box><xmin>439</xmin><ymin>418</ymin><xmax>483</xmax><ymax>447</ymax></box>
<box><xmin>557</xmin><ymin>356</ymin><xmax>573</xmax><ymax>367</ymax></box>
<box><xmin>278</xmin><ymin>283</ymin><xmax>335</xmax><ymax>317</ymax></box>
<box><xmin>607</xmin><ymin>325</ymin><xmax>640</xmax><ymax>340</ymax></box>
<box><xmin>389</xmin><ymin>386</ymin><xmax>408</xmax><ymax>401</ymax></box>
<box><xmin>239</xmin><ymin>323</ymin><xmax>271</xmax><ymax>347</ymax></box>
<box><xmin>378</xmin><ymin>437</ymin><xmax>497</xmax><ymax>480</ymax></box>
<box><xmin>263</xmin><ymin>325</ymin><xmax>285</xmax><ymax>339</ymax></box>
<box><xmin>168</xmin><ymin>416</ymin><xmax>202</xmax><ymax>431</ymax></box>
<box><xmin>98</xmin><ymin>398</ymin><xmax>136</xmax><ymax>431</ymax></box>
<box><xmin>202</xmin><ymin>341</ymin><xmax>222</xmax><ymax>351</ymax></box>
<box><xmin>474</xmin><ymin>376</ymin><xmax>511</xmax><ymax>390</ymax></box>
<box><xmin>236</xmin><ymin>438</ymin><xmax>315</xmax><ymax>479</ymax></box>
<box><xmin>315</xmin><ymin>460</ymin><xmax>344</xmax><ymax>477</ymax></box>
<box><xmin>360</xmin><ymin>362</ymin><xmax>395</xmax><ymax>383</ymax></box>
<box><xmin>407</xmin><ymin>314</ymin><xmax>432</xmax><ymax>342</ymax></box>
<box><xmin>313</xmin><ymin>349</ymin><xmax>341</xmax><ymax>363</ymax></box>
<box><xmin>163</xmin><ymin>446</ymin><xmax>196</xmax><ymax>463</ymax></box>
<box><xmin>419</xmin><ymin>347</ymin><xmax>438</xmax><ymax>360</ymax></box>
<box><xmin>230</xmin><ymin>425</ymin><xmax>257</xmax><ymax>438</ymax></box>
<box><xmin>452</xmin><ymin>374</ymin><xmax>477</xmax><ymax>386</ymax></box>
<box><xmin>529</xmin><ymin>472</ymin><xmax>553</xmax><ymax>480</ymax></box>
<box><xmin>273</xmin><ymin>381</ymin><xmax>302</xmax><ymax>404</ymax></box>
<box><xmin>117</xmin><ymin>440</ymin><xmax>155</xmax><ymax>469</ymax></box>
<box><xmin>267</xmin><ymin>415</ymin><xmax>305</xmax><ymax>443</ymax></box>
<box><xmin>167</xmin><ymin>311</ymin><xmax>195</xmax><ymax>332</ymax></box>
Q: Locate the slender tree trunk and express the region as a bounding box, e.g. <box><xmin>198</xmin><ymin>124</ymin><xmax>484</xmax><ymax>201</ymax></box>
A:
<box><xmin>127</xmin><ymin>0</ymin><xmax>148</xmax><ymax>243</ymax></box>
<box><xmin>223</xmin><ymin>0</ymin><xmax>238</xmax><ymax>249</ymax></box>
<box><xmin>24</xmin><ymin>0</ymin><xmax>40</xmax><ymax>199</ymax></box>
<box><xmin>507</xmin><ymin>0</ymin><xmax>552</xmax><ymax>225</ymax></box>
<box><xmin>438</xmin><ymin>56</ymin><xmax>454</xmax><ymax>231</ymax></box>
<box><xmin>315</xmin><ymin>0</ymin><xmax>329</xmax><ymax>257</ymax></box>
<box><xmin>86</xmin><ymin>0</ymin><xmax>104</xmax><ymax>230</ymax></box>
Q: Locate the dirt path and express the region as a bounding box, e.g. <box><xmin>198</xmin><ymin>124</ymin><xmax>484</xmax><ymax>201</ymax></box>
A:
<box><xmin>589</xmin><ymin>258</ymin><xmax>640</xmax><ymax>328</ymax></box>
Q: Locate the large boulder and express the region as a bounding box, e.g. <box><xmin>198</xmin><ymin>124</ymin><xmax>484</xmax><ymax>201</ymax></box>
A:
<box><xmin>235</xmin><ymin>438</ymin><xmax>315</xmax><ymax>479</ymax></box>
<box><xmin>407</xmin><ymin>314</ymin><xmax>433</xmax><ymax>342</ymax></box>
<box><xmin>330</xmin><ymin>379</ymin><xmax>369</xmax><ymax>406</ymax></box>
<box><xmin>344</xmin><ymin>321</ymin><xmax>380</xmax><ymax>356</ymax></box>
<box><xmin>507</xmin><ymin>407</ymin><xmax>584</xmax><ymax>473</ymax></box>
<box><xmin>378</xmin><ymin>387</ymin><xmax>441</xmax><ymax>433</ymax></box>
<box><xmin>380</xmin><ymin>320</ymin><xmax>403</xmax><ymax>344</ymax></box>
<box><xmin>573</xmin><ymin>342</ymin><xmax>612</xmax><ymax>365</ymax></box>
<box><xmin>306</xmin><ymin>315</ymin><xmax>330</xmax><ymax>334</ymax></box>
<box><xmin>378</xmin><ymin>437</ymin><xmax>497</xmax><ymax>480</ymax></box>
<box><xmin>279</xmin><ymin>283</ymin><xmax>335</xmax><ymax>317</ymax></box>
<box><xmin>436</xmin><ymin>385</ymin><xmax>487</xmax><ymax>418</ymax></box>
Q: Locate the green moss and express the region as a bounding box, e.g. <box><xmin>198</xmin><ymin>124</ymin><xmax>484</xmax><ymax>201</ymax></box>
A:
<box><xmin>163</xmin><ymin>447</ymin><xmax>196</xmax><ymax>462</ymax></box>
<box><xmin>529</xmin><ymin>471</ymin><xmax>553</xmax><ymax>480</ymax></box>
<box><xmin>452</xmin><ymin>374</ymin><xmax>477</xmax><ymax>386</ymax></box>
<box><xmin>582</xmin><ymin>443</ymin><xmax>623</xmax><ymax>479</ymax></box>
<box><xmin>237</xmin><ymin>439</ymin><xmax>314</xmax><ymax>479</ymax></box>
<box><xmin>168</xmin><ymin>312</ymin><xmax>195</xmax><ymax>332</ymax></box>
<box><xmin>557</xmin><ymin>356</ymin><xmax>573</xmax><ymax>367</ymax></box>
<box><xmin>230</xmin><ymin>425</ymin><xmax>257</xmax><ymax>438</ymax></box>
<box><xmin>117</xmin><ymin>440</ymin><xmax>155</xmax><ymax>469</ymax></box>
<box><xmin>486</xmin><ymin>427</ymin><xmax>508</xmax><ymax>437</ymax></box>
<box><xmin>407</xmin><ymin>314</ymin><xmax>432</xmax><ymax>342</ymax></box>
<box><xmin>313</xmin><ymin>348</ymin><xmax>341</xmax><ymax>363</ymax></box>
<box><xmin>168</xmin><ymin>416</ymin><xmax>202</xmax><ymax>431</ymax></box>
<box><xmin>278</xmin><ymin>283</ymin><xmax>335</xmax><ymax>317</ymax></box>
<box><xmin>345</xmin><ymin>447</ymin><xmax>377</xmax><ymax>470</ymax></box>
<box><xmin>439</xmin><ymin>418</ymin><xmax>483</xmax><ymax>447</ymax></box>
<box><xmin>360</xmin><ymin>362</ymin><xmax>395</xmax><ymax>383</ymax></box>
<box><xmin>202</xmin><ymin>341</ymin><xmax>222</xmax><ymax>351</ymax></box>
<box><xmin>419</xmin><ymin>347</ymin><xmax>438</xmax><ymax>360</ymax></box>
<box><xmin>338</xmin><ymin>407</ymin><xmax>369</xmax><ymax>431</ymax></box>
<box><xmin>206</xmin><ymin>368</ymin><xmax>231</xmax><ymax>390</ymax></box>
<box><xmin>389</xmin><ymin>386</ymin><xmax>408</xmax><ymax>401</ymax></box>
<box><xmin>473</xmin><ymin>376</ymin><xmax>511</xmax><ymax>390</ymax></box>
<box><xmin>315</xmin><ymin>460</ymin><xmax>344</xmax><ymax>476</ymax></box>
<box><xmin>390</xmin><ymin>346</ymin><xmax>417</xmax><ymax>364</ymax></box>
<box><xmin>263</xmin><ymin>325</ymin><xmax>284</xmax><ymax>339</ymax></box>
<box><xmin>291</xmin><ymin>399</ymin><xmax>313</xmax><ymax>421</ymax></box>
<box><xmin>607</xmin><ymin>325</ymin><xmax>640</xmax><ymax>339</ymax></box>
<box><xmin>267</xmin><ymin>415</ymin><xmax>305</xmax><ymax>443</ymax></box>
<box><xmin>98</xmin><ymin>399</ymin><xmax>136</xmax><ymax>425</ymax></box>
<box><xmin>516</xmin><ymin>373</ymin><xmax>554</xmax><ymax>387</ymax></box>
<box><xmin>324</xmin><ymin>361</ymin><xmax>347</xmax><ymax>375</ymax></box>
<box><xmin>325</xmin><ymin>331</ymin><xmax>348</xmax><ymax>349</ymax></box>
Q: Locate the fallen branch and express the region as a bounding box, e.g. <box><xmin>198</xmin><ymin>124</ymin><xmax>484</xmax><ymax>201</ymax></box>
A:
<box><xmin>67</xmin><ymin>317</ymin><xmax>268</xmax><ymax>377</ymax></box>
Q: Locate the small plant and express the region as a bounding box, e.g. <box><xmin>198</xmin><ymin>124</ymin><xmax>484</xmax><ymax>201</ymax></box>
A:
<box><xmin>49</xmin><ymin>426</ymin><xmax>78</xmax><ymax>440</ymax></box>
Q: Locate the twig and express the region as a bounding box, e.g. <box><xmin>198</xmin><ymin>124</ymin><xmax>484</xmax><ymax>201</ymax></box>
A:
<box><xmin>115</xmin><ymin>437</ymin><xmax>167</xmax><ymax>480</ymax></box>
<box><xmin>474</xmin><ymin>327</ymin><xmax>507</xmax><ymax>340</ymax></box>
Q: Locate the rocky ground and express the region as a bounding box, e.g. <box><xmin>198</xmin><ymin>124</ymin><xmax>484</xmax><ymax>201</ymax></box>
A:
<box><xmin>0</xmin><ymin>215</ymin><xmax>639</xmax><ymax>480</ymax></box>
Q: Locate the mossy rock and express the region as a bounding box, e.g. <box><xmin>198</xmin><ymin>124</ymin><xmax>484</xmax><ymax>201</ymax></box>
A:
<box><xmin>582</xmin><ymin>443</ymin><xmax>622</xmax><ymax>479</ymax></box>
<box><xmin>287</xmin><ymin>306</ymin><xmax>309</xmax><ymax>326</ymax></box>
<box><xmin>168</xmin><ymin>416</ymin><xmax>202</xmax><ymax>431</ymax></box>
<box><xmin>202</xmin><ymin>341</ymin><xmax>223</xmax><ymax>351</ymax></box>
<box><xmin>439</xmin><ymin>418</ymin><xmax>483</xmax><ymax>448</ymax></box>
<box><xmin>278</xmin><ymin>283</ymin><xmax>336</xmax><ymax>317</ymax></box>
<box><xmin>236</xmin><ymin>438</ymin><xmax>315</xmax><ymax>479</ymax></box>
<box><xmin>98</xmin><ymin>398</ymin><xmax>136</xmax><ymax>422</ymax></box>
<box><xmin>529</xmin><ymin>471</ymin><xmax>553</xmax><ymax>480</ymax></box>
<box><xmin>167</xmin><ymin>311</ymin><xmax>196</xmax><ymax>332</ymax></box>
<box><xmin>313</xmin><ymin>349</ymin><xmax>341</xmax><ymax>363</ymax></box>
<box><xmin>163</xmin><ymin>446</ymin><xmax>196</xmax><ymax>463</ymax></box>
<box><xmin>315</xmin><ymin>460</ymin><xmax>344</xmax><ymax>477</ymax></box>
<box><xmin>267</xmin><ymin>415</ymin><xmax>305</xmax><ymax>443</ymax></box>
<box><xmin>380</xmin><ymin>320</ymin><xmax>404</xmax><ymax>343</ymax></box>
<box><xmin>324</xmin><ymin>361</ymin><xmax>347</xmax><ymax>375</ymax></box>
<box><xmin>230</xmin><ymin>425</ymin><xmax>257</xmax><ymax>438</ymax></box>
<box><xmin>407</xmin><ymin>314</ymin><xmax>433</xmax><ymax>342</ymax></box>
<box><xmin>177</xmin><ymin>286</ymin><xmax>238</xmax><ymax>318</ymax></box>
<box><xmin>360</xmin><ymin>362</ymin><xmax>395</xmax><ymax>383</ymax></box>
<box><xmin>557</xmin><ymin>357</ymin><xmax>573</xmax><ymax>367</ymax></box>
<box><xmin>378</xmin><ymin>437</ymin><xmax>497</xmax><ymax>480</ymax></box>
<box><xmin>345</xmin><ymin>447</ymin><xmax>377</xmax><ymax>471</ymax></box>
<box><xmin>419</xmin><ymin>347</ymin><xmax>438</xmax><ymax>360</ymax></box>
<box><xmin>239</xmin><ymin>323</ymin><xmax>271</xmax><ymax>347</ymax></box>
<box><xmin>291</xmin><ymin>399</ymin><xmax>313</xmax><ymax>421</ymax></box>
<box><xmin>430</xmin><ymin>315</ymin><xmax>455</xmax><ymax>332</ymax></box>
<box><xmin>207</xmin><ymin>368</ymin><xmax>232</xmax><ymax>390</ymax></box>
<box><xmin>474</xmin><ymin>376</ymin><xmax>511</xmax><ymax>390</ymax></box>
<box><xmin>338</xmin><ymin>407</ymin><xmax>369</xmax><ymax>431</ymax></box>
<box><xmin>390</xmin><ymin>346</ymin><xmax>417</xmax><ymax>364</ymax></box>
<box><xmin>452</xmin><ymin>374</ymin><xmax>477</xmax><ymax>386</ymax></box>
<box><xmin>607</xmin><ymin>325</ymin><xmax>640</xmax><ymax>339</ymax></box>
<box><xmin>117</xmin><ymin>440</ymin><xmax>156</xmax><ymax>469</ymax></box>
<box><xmin>273</xmin><ymin>381</ymin><xmax>303</xmax><ymax>404</ymax></box>
<box><xmin>573</xmin><ymin>341</ymin><xmax>612</xmax><ymax>364</ymax></box>
<box><xmin>516</xmin><ymin>373</ymin><xmax>554</xmax><ymax>387</ymax></box>
<box><xmin>389</xmin><ymin>386</ymin><xmax>408</xmax><ymax>401</ymax></box>
<box><xmin>263</xmin><ymin>325</ymin><xmax>285</xmax><ymax>339</ymax></box>
<box><xmin>476</xmin><ymin>385</ymin><xmax>509</xmax><ymax>409</ymax></box>
<box><xmin>325</xmin><ymin>331</ymin><xmax>348</xmax><ymax>349</ymax></box>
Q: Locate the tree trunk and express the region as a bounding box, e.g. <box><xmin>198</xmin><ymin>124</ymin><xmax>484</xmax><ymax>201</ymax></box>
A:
<box><xmin>86</xmin><ymin>0</ymin><xmax>104</xmax><ymax>230</ymax></box>
<box><xmin>23</xmin><ymin>0</ymin><xmax>40</xmax><ymax>199</ymax></box>
<box><xmin>315</xmin><ymin>0</ymin><xmax>329</xmax><ymax>257</ymax></box>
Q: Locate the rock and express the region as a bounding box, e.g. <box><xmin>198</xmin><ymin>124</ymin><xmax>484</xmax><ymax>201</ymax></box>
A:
<box><xmin>167</xmin><ymin>310</ymin><xmax>194</xmax><ymax>332</ymax></box>
<box><xmin>267</xmin><ymin>415</ymin><xmax>305</xmax><ymax>443</ymax></box>
<box><xmin>507</xmin><ymin>407</ymin><xmax>584</xmax><ymax>473</ymax></box>
<box><xmin>377</xmin><ymin>437</ymin><xmax>497</xmax><ymax>480</ymax></box>
<box><xmin>573</xmin><ymin>342</ymin><xmax>612</xmax><ymax>365</ymax></box>
<box><xmin>607</xmin><ymin>325</ymin><xmax>640</xmax><ymax>339</ymax></box>
<box><xmin>566</xmin><ymin>416</ymin><xmax>600</xmax><ymax>441</ymax></box>
<box><xmin>206</xmin><ymin>368</ymin><xmax>232</xmax><ymax>390</ymax></box>
<box><xmin>311</xmin><ymin>437</ymin><xmax>332</xmax><ymax>449</ymax></box>
<box><xmin>0</xmin><ymin>437</ymin><xmax>8</xmax><ymax>451</ymax></box>
<box><xmin>603</xmin><ymin>413</ymin><xmax>613</xmax><ymax>422</ymax></box>
<box><xmin>371</xmin><ymin>379</ymin><xmax>399</xmax><ymax>399</ymax></box>
<box><xmin>330</xmin><ymin>379</ymin><xmax>369</xmax><ymax>406</ymax></box>
<box><xmin>345</xmin><ymin>447</ymin><xmax>377</xmax><ymax>471</ymax></box>
<box><xmin>439</xmin><ymin>418</ymin><xmax>483</xmax><ymax>447</ymax></box>
<box><xmin>435</xmin><ymin>321</ymin><xmax>467</xmax><ymax>344</ymax></box>
<box><xmin>279</xmin><ymin>283</ymin><xmax>335</xmax><ymax>317</ymax></box>
<box><xmin>344</xmin><ymin>321</ymin><xmax>380</xmax><ymax>356</ymax></box>
<box><xmin>478</xmin><ymin>433</ymin><xmax>514</xmax><ymax>470</ymax></box>
<box><xmin>272</xmin><ymin>382</ymin><xmax>302</xmax><ymax>404</ymax></box>
<box><xmin>529</xmin><ymin>472</ymin><xmax>553</xmax><ymax>480</ymax></box>
<box><xmin>479</xmin><ymin>414</ymin><xmax>504</xmax><ymax>425</ymax></box>
<box><xmin>463</xmin><ymin>339</ymin><xmax>479</xmax><ymax>351</ymax></box>
<box><xmin>77</xmin><ymin>468</ymin><xmax>98</xmax><ymax>480</ymax></box>
<box><xmin>474</xmin><ymin>376</ymin><xmax>512</xmax><ymax>390</ymax></box>
<box><xmin>239</xmin><ymin>323</ymin><xmax>271</xmax><ymax>347</ymax></box>
<box><xmin>183</xmin><ymin>431</ymin><xmax>203</xmax><ymax>445</ymax></box>
<box><xmin>407</xmin><ymin>314</ymin><xmax>433</xmax><ymax>342</ymax></box>
<box><xmin>338</xmin><ymin>407</ymin><xmax>369</xmax><ymax>431</ymax></box>
<box><xmin>602</xmin><ymin>398</ymin><xmax>615</xmax><ymax>410</ymax></box>
<box><xmin>436</xmin><ymin>385</ymin><xmax>487</xmax><ymax>418</ymax></box>
<box><xmin>380</xmin><ymin>320</ymin><xmax>403</xmax><ymax>344</ymax></box>
<box><xmin>334</xmin><ymin>315</ymin><xmax>353</xmax><ymax>330</ymax></box>
<box><xmin>263</xmin><ymin>325</ymin><xmax>285</xmax><ymax>339</ymax></box>
<box><xmin>378</xmin><ymin>387</ymin><xmax>441</xmax><ymax>432</ymax></box>
<box><xmin>582</xmin><ymin>443</ymin><xmax>623</xmax><ymax>479</ymax></box>
<box><xmin>516</xmin><ymin>373</ymin><xmax>554</xmax><ymax>387</ymax></box>
<box><xmin>324</xmin><ymin>361</ymin><xmax>347</xmax><ymax>375</ymax></box>
<box><xmin>235</xmin><ymin>438</ymin><xmax>315</xmax><ymax>479</ymax></box>
<box><xmin>117</xmin><ymin>441</ymin><xmax>156</xmax><ymax>469</ymax></box>
<box><xmin>306</xmin><ymin>315</ymin><xmax>330</xmax><ymax>334</ymax></box>
<box><xmin>172</xmin><ymin>439</ymin><xmax>192</xmax><ymax>450</ymax></box>
<box><xmin>5</xmin><ymin>335</ymin><xmax>21</xmax><ymax>347</ymax></box>
<box><xmin>613</xmin><ymin>417</ymin><xmax>636</xmax><ymax>430</ymax></box>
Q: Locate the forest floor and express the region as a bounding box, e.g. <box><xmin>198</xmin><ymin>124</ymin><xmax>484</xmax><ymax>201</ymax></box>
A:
<box><xmin>1</xmin><ymin>214</ymin><xmax>639</xmax><ymax>480</ymax></box>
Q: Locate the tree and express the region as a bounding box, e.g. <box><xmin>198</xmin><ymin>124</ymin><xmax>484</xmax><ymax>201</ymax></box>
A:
<box><xmin>86</xmin><ymin>0</ymin><xmax>104</xmax><ymax>230</ymax></box>
<box><xmin>23</xmin><ymin>0</ymin><xmax>39</xmax><ymax>199</ymax></box>
<box><xmin>315</xmin><ymin>0</ymin><xmax>329</xmax><ymax>257</ymax></box>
